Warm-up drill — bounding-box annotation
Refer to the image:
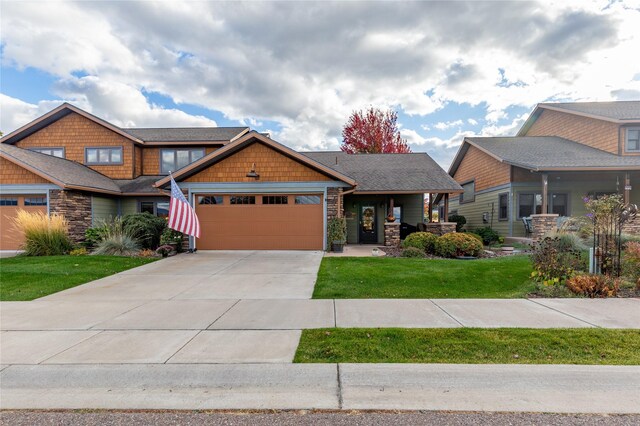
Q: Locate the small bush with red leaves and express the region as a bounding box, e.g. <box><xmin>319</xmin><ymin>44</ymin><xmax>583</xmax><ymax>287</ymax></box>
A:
<box><xmin>566</xmin><ymin>274</ymin><xmax>619</xmax><ymax>298</ymax></box>
<box><xmin>434</xmin><ymin>232</ymin><xmax>483</xmax><ymax>258</ymax></box>
<box><xmin>622</xmin><ymin>241</ymin><xmax>640</xmax><ymax>282</ymax></box>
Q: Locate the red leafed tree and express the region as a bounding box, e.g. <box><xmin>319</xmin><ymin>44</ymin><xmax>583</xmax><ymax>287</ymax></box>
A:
<box><xmin>340</xmin><ymin>107</ymin><xmax>412</xmax><ymax>154</ymax></box>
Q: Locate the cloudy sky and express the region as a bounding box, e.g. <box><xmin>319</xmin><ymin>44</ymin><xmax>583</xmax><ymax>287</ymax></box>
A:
<box><xmin>1</xmin><ymin>0</ymin><xmax>639</xmax><ymax>168</ymax></box>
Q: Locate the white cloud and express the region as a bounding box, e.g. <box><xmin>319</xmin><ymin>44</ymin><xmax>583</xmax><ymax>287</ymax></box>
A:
<box><xmin>433</xmin><ymin>119</ymin><xmax>464</xmax><ymax>131</ymax></box>
<box><xmin>467</xmin><ymin>118</ymin><xmax>478</xmax><ymax>125</ymax></box>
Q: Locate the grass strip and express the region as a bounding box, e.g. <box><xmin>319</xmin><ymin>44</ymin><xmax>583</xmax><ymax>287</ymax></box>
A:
<box><xmin>0</xmin><ymin>255</ymin><xmax>158</xmax><ymax>301</ymax></box>
<box><xmin>313</xmin><ymin>255</ymin><xmax>535</xmax><ymax>299</ymax></box>
<box><xmin>294</xmin><ymin>328</ymin><xmax>640</xmax><ymax>365</ymax></box>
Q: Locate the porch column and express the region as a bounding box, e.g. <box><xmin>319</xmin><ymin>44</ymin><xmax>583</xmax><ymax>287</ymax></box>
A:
<box><xmin>443</xmin><ymin>193</ymin><xmax>449</xmax><ymax>222</ymax></box>
<box><xmin>541</xmin><ymin>173</ymin><xmax>548</xmax><ymax>214</ymax></box>
<box><xmin>388</xmin><ymin>197</ymin><xmax>394</xmax><ymax>221</ymax></box>
<box><xmin>625</xmin><ymin>172</ymin><xmax>631</xmax><ymax>205</ymax></box>
<box><xmin>428</xmin><ymin>193</ymin><xmax>433</xmax><ymax>223</ymax></box>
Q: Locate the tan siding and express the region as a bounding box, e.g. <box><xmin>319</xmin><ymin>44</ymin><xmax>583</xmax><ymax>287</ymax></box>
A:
<box><xmin>15</xmin><ymin>112</ymin><xmax>135</xmax><ymax>179</ymax></box>
<box><xmin>186</xmin><ymin>142</ymin><xmax>332</xmax><ymax>183</ymax></box>
<box><xmin>449</xmin><ymin>190</ymin><xmax>511</xmax><ymax>238</ymax></box>
<box><xmin>134</xmin><ymin>146</ymin><xmax>143</xmax><ymax>177</ymax></box>
<box><xmin>525</xmin><ymin>109</ymin><xmax>620</xmax><ymax>154</ymax></box>
<box><xmin>0</xmin><ymin>158</ymin><xmax>51</xmax><ymax>184</ymax></box>
<box><xmin>453</xmin><ymin>145</ymin><xmax>510</xmax><ymax>191</ymax></box>
<box><xmin>142</xmin><ymin>146</ymin><xmax>218</xmax><ymax>175</ymax></box>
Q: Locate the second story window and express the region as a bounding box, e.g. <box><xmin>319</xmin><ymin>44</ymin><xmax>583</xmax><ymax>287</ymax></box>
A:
<box><xmin>459</xmin><ymin>180</ymin><xmax>475</xmax><ymax>204</ymax></box>
<box><xmin>627</xmin><ymin>128</ymin><xmax>640</xmax><ymax>152</ymax></box>
<box><xmin>161</xmin><ymin>149</ymin><xmax>205</xmax><ymax>174</ymax></box>
<box><xmin>30</xmin><ymin>147</ymin><xmax>64</xmax><ymax>158</ymax></box>
<box><xmin>85</xmin><ymin>147</ymin><xmax>123</xmax><ymax>165</ymax></box>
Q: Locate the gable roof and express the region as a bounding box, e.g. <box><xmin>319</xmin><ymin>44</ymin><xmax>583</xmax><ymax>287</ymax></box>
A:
<box><xmin>123</xmin><ymin>127</ymin><xmax>249</xmax><ymax>144</ymax></box>
<box><xmin>450</xmin><ymin>136</ymin><xmax>640</xmax><ymax>174</ymax></box>
<box><xmin>304</xmin><ymin>151</ymin><xmax>462</xmax><ymax>193</ymax></box>
<box><xmin>0</xmin><ymin>143</ymin><xmax>123</xmax><ymax>194</ymax></box>
<box><xmin>154</xmin><ymin>131</ymin><xmax>357</xmax><ymax>188</ymax></box>
<box><xmin>518</xmin><ymin>100</ymin><xmax>640</xmax><ymax>136</ymax></box>
<box><xmin>1</xmin><ymin>103</ymin><xmax>144</xmax><ymax>146</ymax></box>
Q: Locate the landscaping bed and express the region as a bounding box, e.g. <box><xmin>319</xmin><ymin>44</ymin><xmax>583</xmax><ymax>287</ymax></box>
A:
<box><xmin>314</xmin><ymin>255</ymin><xmax>534</xmax><ymax>299</ymax></box>
<box><xmin>295</xmin><ymin>328</ymin><xmax>640</xmax><ymax>365</ymax></box>
<box><xmin>0</xmin><ymin>255</ymin><xmax>158</xmax><ymax>301</ymax></box>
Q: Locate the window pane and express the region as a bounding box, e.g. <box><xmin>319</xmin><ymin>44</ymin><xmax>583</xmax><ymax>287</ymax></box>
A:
<box><xmin>393</xmin><ymin>206</ymin><xmax>401</xmax><ymax>223</ymax></box>
<box><xmin>191</xmin><ymin>149</ymin><xmax>205</xmax><ymax>161</ymax></box>
<box><xmin>263</xmin><ymin>196</ymin><xmax>288</xmax><ymax>205</ymax></box>
<box><xmin>98</xmin><ymin>149</ymin><xmax>110</xmax><ymax>163</ymax></box>
<box><xmin>52</xmin><ymin>148</ymin><xmax>64</xmax><ymax>158</ymax></box>
<box><xmin>295</xmin><ymin>195</ymin><xmax>321</xmax><ymax>204</ymax></box>
<box><xmin>551</xmin><ymin>193</ymin><xmax>567</xmax><ymax>216</ymax></box>
<box><xmin>161</xmin><ymin>150</ymin><xmax>175</xmax><ymax>173</ymax></box>
<box><xmin>176</xmin><ymin>150</ymin><xmax>190</xmax><ymax>169</ymax></box>
<box><xmin>535</xmin><ymin>194</ymin><xmax>543</xmax><ymax>214</ymax></box>
<box><xmin>24</xmin><ymin>197</ymin><xmax>47</xmax><ymax>206</ymax></box>
<box><xmin>156</xmin><ymin>202</ymin><xmax>170</xmax><ymax>218</ymax></box>
<box><xmin>519</xmin><ymin>194</ymin><xmax>533</xmax><ymax>218</ymax></box>
<box><xmin>499</xmin><ymin>194</ymin><xmax>508</xmax><ymax>220</ymax></box>
<box><xmin>111</xmin><ymin>148</ymin><xmax>122</xmax><ymax>163</ymax></box>
<box><xmin>140</xmin><ymin>202</ymin><xmax>155</xmax><ymax>214</ymax></box>
<box><xmin>86</xmin><ymin>148</ymin><xmax>98</xmax><ymax>163</ymax></box>
<box><xmin>198</xmin><ymin>195</ymin><xmax>223</xmax><ymax>205</ymax></box>
<box><xmin>0</xmin><ymin>197</ymin><xmax>18</xmax><ymax>206</ymax></box>
<box><xmin>461</xmin><ymin>181</ymin><xmax>474</xmax><ymax>202</ymax></box>
<box><xmin>230</xmin><ymin>196</ymin><xmax>255</xmax><ymax>205</ymax></box>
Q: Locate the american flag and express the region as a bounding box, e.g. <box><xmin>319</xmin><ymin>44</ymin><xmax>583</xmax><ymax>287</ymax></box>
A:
<box><xmin>168</xmin><ymin>175</ymin><xmax>200</xmax><ymax>238</ymax></box>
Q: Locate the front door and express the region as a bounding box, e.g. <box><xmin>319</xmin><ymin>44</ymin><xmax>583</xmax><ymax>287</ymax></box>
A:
<box><xmin>359</xmin><ymin>205</ymin><xmax>377</xmax><ymax>243</ymax></box>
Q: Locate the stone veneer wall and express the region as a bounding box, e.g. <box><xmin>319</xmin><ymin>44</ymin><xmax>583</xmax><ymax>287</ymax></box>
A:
<box><xmin>384</xmin><ymin>222</ymin><xmax>400</xmax><ymax>247</ymax></box>
<box><xmin>622</xmin><ymin>217</ymin><xmax>640</xmax><ymax>235</ymax></box>
<box><xmin>425</xmin><ymin>222</ymin><xmax>457</xmax><ymax>236</ymax></box>
<box><xmin>326</xmin><ymin>187</ymin><xmax>343</xmax><ymax>220</ymax></box>
<box><xmin>49</xmin><ymin>190</ymin><xmax>92</xmax><ymax>243</ymax></box>
<box><xmin>531</xmin><ymin>214</ymin><xmax>559</xmax><ymax>240</ymax></box>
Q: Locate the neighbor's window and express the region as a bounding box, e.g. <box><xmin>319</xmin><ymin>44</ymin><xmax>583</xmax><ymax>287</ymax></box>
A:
<box><xmin>498</xmin><ymin>193</ymin><xmax>509</xmax><ymax>221</ymax></box>
<box><xmin>460</xmin><ymin>180</ymin><xmax>475</xmax><ymax>203</ymax></box>
<box><xmin>626</xmin><ymin>128</ymin><xmax>640</xmax><ymax>152</ymax></box>
<box><xmin>0</xmin><ymin>197</ymin><xmax>18</xmax><ymax>206</ymax></box>
<box><xmin>263</xmin><ymin>195</ymin><xmax>288</xmax><ymax>205</ymax></box>
<box><xmin>140</xmin><ymin>201</ymin><xmax>169</xmax><ymax>218</ymax></box>
<box><xmin>295</xmin><ymin>195</ymin><xmax>321</xmax><ymax>205</ymax></box>
<box><xmin>30</xmin><ymin>147</ymin><xmax>64</xmax><ymax>158</ymax></box>
<box><xmin>198</xmin><ymin>195</ymin><xmax>224</xmax><ymax>205</ymax></box>
<box><xmin>230</xmin><ymin>195</ymin><xmax>255</xmax><ymax>205</ymax></box>
<box><xmin>161</xmin><ymin>149</ymin><xmax>205</xmax><ymax>174</ymax></box>
<box><xmin>85</xmin><ymin>147</ymin><xmax>123</xmax><ymax>165</ymax></box>
<box><xmin>550</xmin><ymin>193</ymin><xmax>568</xmax><ymax>216</ymax></box>
<box><xmin>518</xmin><ymin>193</ymin><xmax>542</xmax><ymax>218</ymax></box>
<box><xmin>24</xmin><ymin>197</ymin><xmax>47</xmax><ymax>206</ymax></box>
<box><xmin>392</xmin><ymin>206</ymin><xmax>402</xmax><ymax>223</ymax></box>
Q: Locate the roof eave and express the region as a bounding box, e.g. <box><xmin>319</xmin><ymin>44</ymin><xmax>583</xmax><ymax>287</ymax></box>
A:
<box><xmin>537</xmin><ymin>104</ymin><xmax>640</xmax><ymax>124</ymax></box>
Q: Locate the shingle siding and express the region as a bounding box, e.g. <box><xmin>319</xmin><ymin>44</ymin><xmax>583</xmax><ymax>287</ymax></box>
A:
<box><xmin>452</xmin><ymin>145</ymin><xmax>510</xmax><ymax>191</ymax></box>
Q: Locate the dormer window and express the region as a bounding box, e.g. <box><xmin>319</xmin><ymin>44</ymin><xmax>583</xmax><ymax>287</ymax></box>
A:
<box><xmin>85</xmin><ymin>147</ymin><xmax>123</xmax><ymax>165</ymax></box>
<box><xmin>161</xmin><ymin>148</ymin><xmax>205</xmax><ymax>174</ymax></box>
<box><xmin>626</xmin><ymin>128</ymin><xmax>640</xmax><ymax>152</ymax></box>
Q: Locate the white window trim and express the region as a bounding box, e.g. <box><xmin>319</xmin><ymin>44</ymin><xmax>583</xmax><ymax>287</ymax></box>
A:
<box><xmin>626</xmin><ymin>127</ymin><xmax>640</xmax><ymax>153</ymax></box>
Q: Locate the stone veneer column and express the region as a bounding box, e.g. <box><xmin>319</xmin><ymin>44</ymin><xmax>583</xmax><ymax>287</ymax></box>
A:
<box><xmin>49</xmin><ymin>190</ymin><xmax>92</xmax><ymax>243</ymax></box>
<box><xmin>326</xmin><ymin>187</ymin><xmax>343</xmax><ymax>220</ymax></box>
<box><xmin>622</xmin><ymin>216</ymin><xmax>640</xmax><ymax>235</ymax></box>
<box><xmin>531</xmin><ymin>214</ymin><xmax>559</xmax><ymax>240</ymax></box>
<box><xmin>425</xmin><ymin>222</ymin><xmax>457</xmax><ymax>236</ymax></box>
<box><xmin>384</xmin><ymin>222</ymin><xmax>400</xmax><ymax>247</ymax></box>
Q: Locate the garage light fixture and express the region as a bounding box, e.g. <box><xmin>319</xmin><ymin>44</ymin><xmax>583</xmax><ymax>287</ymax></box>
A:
<box><xmin>246</xmin><ymin>163</ymin><xmax>260</xmax><ymax>179</ymax></box>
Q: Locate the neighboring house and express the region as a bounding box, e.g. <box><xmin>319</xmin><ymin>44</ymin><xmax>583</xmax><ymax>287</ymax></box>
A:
<box><xmin>442</xmin><ymin>101</ymin><xmax>640</xmax><ymax>239</ymax></box>
<box><xmin>0</xmin><ymin>103</ymin><xmax>462</xmax><ymax>250</ymax></box>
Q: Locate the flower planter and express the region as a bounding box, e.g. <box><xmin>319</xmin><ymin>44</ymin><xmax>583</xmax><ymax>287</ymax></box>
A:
<box><xmin>332</xmin><ymin>241</ymin><xmax>345</xmax><ymax>253</ymax></box>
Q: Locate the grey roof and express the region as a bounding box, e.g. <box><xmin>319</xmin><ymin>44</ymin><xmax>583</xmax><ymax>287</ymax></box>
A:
<box><xmin>123</xmin><ymin>127</ymin><xmax>249</xmax><ymax>142</ymax></box>
<box><xmin>0</xmin><ymin>144</ymin><xmax>122</xmax><ymax>193</ymax></box>
<box><xmin>303</xmin><ymin>151</ymin><xmax>462</xmax><ymax>192</ymax></box>
<box><xmin>540</xmin><ymin>101</ymin><xmax>640</xmax><ymax>121</ymax></box>
<box><xmin>115</xmin><ymin>176</ymin><xmax>165</xmax><ymax>194</ymax></box>
<box><xmin>465</xmin><ymin>136</ymin><xmax>640</xmax><ymax>170</ymax></box>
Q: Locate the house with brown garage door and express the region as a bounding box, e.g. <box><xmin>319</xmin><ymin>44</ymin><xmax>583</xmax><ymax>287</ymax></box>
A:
<box><xmin>1</xmin><ymin>103</ymin><xmax>462</xmax><ymax>251</ymax></box>
<box><xmin>440</xmin><ymin>101</ymin><xmax>640</xmax><ymax>240</ymax></box>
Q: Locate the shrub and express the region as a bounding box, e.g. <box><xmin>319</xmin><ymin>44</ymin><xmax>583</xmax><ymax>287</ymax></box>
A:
<box><xmin>566</xmin><ymin>274</ymin><xmax>619</xmax><ymax>298</ymax></box>
<box><xmin>160</xmin><ymin>227</ymin><xmax>185</xmax><ymax>252</ymax></box>
<box><xmin>328</xmin><ymin>217</ymin><xmax>347</xmax><ymax>244</ymax></box>
<box><xmin>465</xmin><ymin>232</ymin><xmax>484</xmax><ymax>245</ymax></box>
<box><xmin>92</xmin><ymin>217</ymin><xmax>140</xmax><ymax>256</ymax></box>
<box><xmin>530</xmin><ymin>237</ymin><xmax>585</xmax><ymax>286</ymax></box>
<box><xmin>402</xmin><ymin>232</ymin><xmax>438</xmax><ymax>254</ymax></box>
<box><xmin>475</xmin><ymin>227</ymin><xmax>500</xmax><ymax>245</ymax></box>
<box><xmin>434</xmin><ymin>233</ymin><xmax>483</xmax><ymax>258</ymax></box>
<box><xmin>69</xmin><ymin>247</ymin><xmax>88</xmax><ymax>256</ymax></box>
<box><xmin>447</xmin><ymin>214</ymin><xmax>466</xmax><ymax>232</ymax></box>
<box><xmin>83</xmin><ymin>225</ymin><xmax>108</xmax><ymax>249</ymax></box>
<box><xmin>122</xmin><ymin>213</ymin><xmax>167</xmax><ymax>249</ymax></box>
<box><xmin>11</xmin><ymin>210</ymin><xmax>73</xmax><ymax>256</ymax></box>
<box><xmin>156</xmin><ymin>244</ymin><xmax>174</xmax><ymax>257</ymax></box>
<box><xmin>138</xmin><ymin>248</ymin><xmax>157</xmax><ymax>258</ymax></box>
<box><xmin>622</xmin><ymin>241</ymin><xmax>640</xmax><ymax>282</ymax></box>
<box><xmin>401</xmin><ymin>247</ymin><xmax>425</xmax><ymax>258</ymax></box>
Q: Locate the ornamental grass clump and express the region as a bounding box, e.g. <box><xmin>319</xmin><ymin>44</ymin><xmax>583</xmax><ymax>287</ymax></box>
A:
<box><xmin>434</xmin><ymin>232</ymin><xmax>483</xmax><ymax>258</ymax></box>
<box><xmin>92</xmin><ymin>217</ymin><xmax>140</xmax><ymax>256</ymax></box>
<box><xmin>11</xmin><ymin>210</ymin><xmax>73</xmax><ymax>256</ymax></box>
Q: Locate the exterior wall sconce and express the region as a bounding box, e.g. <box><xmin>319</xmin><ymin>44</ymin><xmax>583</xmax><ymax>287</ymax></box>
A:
<box><xmin>246</xmin><ymin>163</ymin><xmax>260</xmax><ymax>179</ymax></box>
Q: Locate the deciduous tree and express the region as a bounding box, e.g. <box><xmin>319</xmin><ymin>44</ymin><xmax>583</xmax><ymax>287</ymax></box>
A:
<box><xmin>340</xmin><ymin>107</ymin><xmax>411</xmax><ymax>154</ymax></box>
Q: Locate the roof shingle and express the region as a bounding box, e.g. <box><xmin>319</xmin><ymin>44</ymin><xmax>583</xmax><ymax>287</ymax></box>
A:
<box><xmin>123</xmin><ymin>127</ymin><xmax>249</xmax><ymax>142</ymax></box>
<box><xmin>540</xmin><ymin>101</ymin><xmax>640</xmax><ymax>121</ymax></box>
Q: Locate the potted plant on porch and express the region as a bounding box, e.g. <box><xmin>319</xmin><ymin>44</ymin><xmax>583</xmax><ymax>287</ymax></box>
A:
<box><xmin>328</xmin><ymin>217</ymin><xmax>347</xmax><ymax>253</ymax></box>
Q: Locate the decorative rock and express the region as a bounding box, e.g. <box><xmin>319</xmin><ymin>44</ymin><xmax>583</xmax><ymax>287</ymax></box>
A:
<box><xmin>49</xmin><ymin>190</ymin><xmax>92</xmax><ymax>243</ymax></box>
<box><xmin>425</xmin><ymin>222</ymin><xmax>456</xmax><ymax>236</ymax></box>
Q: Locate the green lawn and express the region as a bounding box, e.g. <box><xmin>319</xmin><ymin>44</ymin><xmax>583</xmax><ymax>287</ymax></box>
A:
<box><xmin>295</xmin><ymin>328</ymin><xmax>640</xmax><ymax>365</ymax></box>
<box><xmin>0</xmin><ymin>255</ymin><xmax>158</xmax><ymax>301</ymax></box>
<box><xmin>313</xmin><ymin>255</ymin><xmax>535</xmax><ymax>298</ymax></box>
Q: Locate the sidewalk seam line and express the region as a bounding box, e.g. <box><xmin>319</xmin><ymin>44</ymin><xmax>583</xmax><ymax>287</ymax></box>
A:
<box><xmin>429</xmin><ymin>299</ymin><xmax>465</xmax><ymax>327</ymax></box>
<box><xmin>37</xmin><ymin>330</ymin><xmax>106</xmax><ymax>364</ymax></box>
<box><xmin>526</xmin><ymin>299</ymin><xmax>601</xmax><ymax>328</ymax></box>
<box><xmin>205</xmin><ymin>299</ymin><xmax>242</xmax><ymax>329</ymax></box>
<box><xmin>164</xmin><ymin>330</ymin><xmax>203</xmax><ymax>364</ymax></box>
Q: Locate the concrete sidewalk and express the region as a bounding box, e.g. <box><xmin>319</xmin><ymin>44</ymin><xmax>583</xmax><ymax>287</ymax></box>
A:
<box><xmin>1</xmin><ymin>363</ymin><xmax>639</xmax><ymax>413</ymax></box>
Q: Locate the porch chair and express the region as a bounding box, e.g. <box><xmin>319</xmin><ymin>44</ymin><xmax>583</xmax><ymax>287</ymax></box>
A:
<box><xmin>522</xmin><ymin>217</ymin><xmax>533</xmax><ymax>237</ymax></box>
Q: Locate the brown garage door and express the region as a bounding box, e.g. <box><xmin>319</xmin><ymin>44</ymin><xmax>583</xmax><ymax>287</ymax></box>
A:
<box><xmin>195</xmin><ymin>194</ymin><xmax>324</xmax><ymax>250</ymax></box>
<box><xmin>0</xmin><ymin>195</ymin><xmax>48</xmax><ymax>250</ymax></box>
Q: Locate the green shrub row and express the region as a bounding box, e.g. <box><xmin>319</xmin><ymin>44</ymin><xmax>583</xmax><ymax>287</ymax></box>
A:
<box><xmin>401</xmin><ymin>231</ymin><xmax>483</xmax><ymax>258</ymax></box>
